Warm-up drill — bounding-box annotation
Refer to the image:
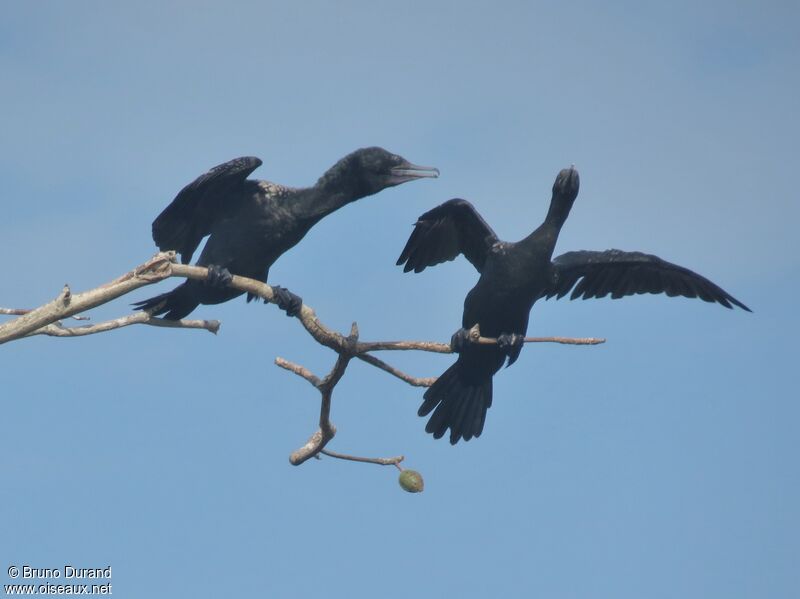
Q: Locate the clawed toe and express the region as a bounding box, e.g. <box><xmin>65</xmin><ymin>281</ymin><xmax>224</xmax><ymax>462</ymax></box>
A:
<box><xmin>450</xmin><ymin>328</ymin><xmax>471</xmax><ymax>353</ymax></box>
<box><xmin>205</xmin><ymin>265</ymin><xmax>233</xmax><ymax>288</ymax></box>
<box><xmin>497</xmin><ymin>333</ymin><xmax>524</xmax><ymax>367</ymax></box>
<box><xmin>272</xmin><ymin>285</ymin><xmax>303</xmax><ymax>317</ymax></box>
<box><xmin>496</xmin><ymin>333</ymin><xmax>523</xmax><ymax>350</ymax></box>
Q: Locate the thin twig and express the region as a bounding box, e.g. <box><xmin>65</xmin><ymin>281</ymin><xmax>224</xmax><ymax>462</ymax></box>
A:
<box><xmin>274</xmin><ymin>357</ymin><xmax>321</xmax><ymax>387</ymax></box>
<box><xmin>461</xmin><ymin>324</ymin><xmax>605</xmax><ymax>347</ymax></box>
<box><xmin>478</xmin><ymin>335</ymin><xmax>605</xmax><ymax>346</ymax></box>
<box><xmin>356</xmin><ymin>335</ymin><xmax>604</xmax><ymax>354</ymax></box>
<box><xmin>24</xmin><ymin>312</ymin><xmax>219</xmax><ymax>337</ymax></box>
<box><xmin>320</xmin><ymin>448</ymin><xmax>404</xmax><ymax>467</ymax></box>
<box><xmin>1</xmin><ymin>308</ymin><xmax>90</xmax><ymax>320</ymax></box>
<box><xmin>355</xmin><ymin>353</ymin><xmax>437</xmax><ymax>387</ymax></box>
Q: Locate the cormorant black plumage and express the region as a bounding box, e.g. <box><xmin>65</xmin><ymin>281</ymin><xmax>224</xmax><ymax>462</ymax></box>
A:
<box><xmin>397</xmin><ymin>166</ymin><xmax>750</xmax><ymax>444</ymax></box>
<box><xmin>134</xmin><ymin>147</ymin><xmax>438</xmax><ymax>319</ymax></box>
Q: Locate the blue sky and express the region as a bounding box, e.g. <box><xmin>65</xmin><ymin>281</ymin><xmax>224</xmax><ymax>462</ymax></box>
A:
<box><xmin>1</xmin><ymin>2</ymin><xmax>798</xmax><ymax>597</ymax></box>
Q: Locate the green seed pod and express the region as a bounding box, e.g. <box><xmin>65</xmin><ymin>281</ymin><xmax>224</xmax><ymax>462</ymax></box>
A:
<box><xmin>398</xmin><ymin>469</ymin><xmax>424</xmax><ymax>493</ymax></box>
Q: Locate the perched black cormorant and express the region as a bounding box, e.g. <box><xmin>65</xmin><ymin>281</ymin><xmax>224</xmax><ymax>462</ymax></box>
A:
<box><xmin>397</xmin><ymin>166</ymin><xmax>750</xmax><ymax>444</ymax></box>
<box><xmin>134</xmin><ymin>147</ymin><xmax>438</xmax><ymax>319</ymax></box>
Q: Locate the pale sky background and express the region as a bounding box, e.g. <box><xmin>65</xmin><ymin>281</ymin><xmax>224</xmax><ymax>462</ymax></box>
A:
<box><xmin>1</xmin><ymin>2</ymin><xmax>798</xmax><ymax>597</ymax></box>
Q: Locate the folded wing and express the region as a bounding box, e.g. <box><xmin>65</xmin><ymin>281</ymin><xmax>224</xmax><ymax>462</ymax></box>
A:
<box><xmin>546</xmin><ymin>249</ymin><xmax>751</xmax><ymax>311</ymax></box>
<box><xmin>396</xmin><ymin>199</ymin><xmax>499</xmax><ymax>273</ymax></box>
<box><xmin>151</xmin><ymin>156</ymin><xmax>262</xmax><ymax>263</ymax></box>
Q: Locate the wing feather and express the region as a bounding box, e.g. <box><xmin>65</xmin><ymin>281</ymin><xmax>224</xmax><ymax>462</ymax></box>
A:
<box><xmin>548</xmin><ymin>249</ymin><xmax>750</xmax><ymax>311</ymax></box>
<box><xmin>396</xmin><ymin>199</ymin><xmax>498</xmax><ymax>274</ymax></box>
<box><xmin>151</xmin><ymin>156</ymin><xmax>262</xmax><ymax>263</ymax></box>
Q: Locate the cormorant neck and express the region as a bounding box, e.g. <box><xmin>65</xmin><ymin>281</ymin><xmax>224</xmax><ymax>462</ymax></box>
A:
<box><xmin>297</xmin><ymin>157</ymin><xmax>372</xmax><ymax>220</ymax></box>
<box><xmin>308</xmin><ymin>182</ymin><xmax>359</xmax><ymax>219</ymax></box>
<box><xmin>543</xmin><ymin>193</ymin><xmax>575</xmax><ymax>229</ymax></box>
<box><xmin>517</xmin><ymin>193</ymin><xmax>575</xmax><ymax>260</ymax></box>
<box><xmin>285</xmin><ymin>161</ymin><xmax>368</xmax><ymax>224</ymax></box>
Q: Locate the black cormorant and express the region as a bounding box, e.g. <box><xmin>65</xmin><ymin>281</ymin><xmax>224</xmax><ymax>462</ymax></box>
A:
<box><xmin>397</xmin><ymin>166</ymin><xmax>750</xmax><ymax>444</ymax></box>
<box><xmin>134</xmin><ymin>147</ymin><xmax>438</xmax><ymax>319</ymax></box>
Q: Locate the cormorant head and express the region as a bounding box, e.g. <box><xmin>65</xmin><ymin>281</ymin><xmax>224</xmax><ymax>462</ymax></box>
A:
<box><xmin>543</xmin><ymin>165</ymin><xmax>580</xmax><ymax>227</ymax></box>
<box><xmin>552</xmin><ymin>165</ymin><xmax>580</xmax><ymax>204</ymax></box>
<box><xmin>320</xmin><ymin>147</ymin><xmax>439</xmax><ymax>198</ymax></box>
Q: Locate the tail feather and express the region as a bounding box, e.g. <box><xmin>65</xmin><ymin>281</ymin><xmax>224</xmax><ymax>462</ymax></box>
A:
<box><xmin>463</xmin><ymin>387</ymin><xmax>484</xmax><ymax>442</ymax></box>
<box><xmin>132</xmin><ymin>281</ymin><xmax>200</xmax><ymax>320</ymax></box>
<box><xmin>420</xmin><ymin>360</ymin><xmax>493</xmax><ymax>444</ymax></box>
<box><xmin>448</xmin><ymin>386</ymin><xmax>473</xmax><ymax>441</ymax></box>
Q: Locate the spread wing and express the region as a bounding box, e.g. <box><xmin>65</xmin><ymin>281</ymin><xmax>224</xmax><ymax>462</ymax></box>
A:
<box><xmin>396</xmin><ymin>199</ymin><xmax>499</xmax><ymax>273</ymax></box>
<box><xmin>151</xmin><ymin>156</ymin><xmax>262</xmax><ymax>263</ymax></box>
<box><xmin>545</xmin><ymin>249</ymin><xmax>751</xmax><ymax>311</ymax></box>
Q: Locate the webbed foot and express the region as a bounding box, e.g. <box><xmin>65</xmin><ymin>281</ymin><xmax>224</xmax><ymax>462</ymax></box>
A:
<box><xmin>205</xmin><ymin>265</ymin><xmax>233</xmax><ymax>288</ymax></box>
<box><xmin>449</xmin><ymin>327</ymin><xmax>472</xmax><ymax>353</ymax></box>
<box><xmin>272</xmin><ymin>285</ymin><xmax>303</xmax><ymax>317</ymax></box>
<box><xmin>497</xmin><ymin>333</ymin><xmax>525</xmax><ymax>367</ymax></box>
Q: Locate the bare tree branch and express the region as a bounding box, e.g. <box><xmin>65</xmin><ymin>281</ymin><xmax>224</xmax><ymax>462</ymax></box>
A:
<box><xmin>0</xmin><ymin>252</ymin><xmax>176</xmax><ymax>344</ymax></box>
<box><xmin>287</xmin><ymin>323</ymin><xmax>360</xmax><ymax>465</ymax></box>
<box><xmin>1</xmin><ymin>252</ymin><xmax>606</xmax><ymax>472</ymax></box>
<box><xmin>357</xmin><ymin>340</ymin><xmax>452</xmax><ymax>353</ymax></box>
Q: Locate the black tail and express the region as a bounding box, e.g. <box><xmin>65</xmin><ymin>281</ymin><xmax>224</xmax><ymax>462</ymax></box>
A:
<box><xmin>132</xmin><ymin>281</ymin><xmax>200</xmax><ymax>320</ymax></box>
<box><xmin>419</xmin><ymin>359</ymin><xmax>493</xmax><ymax>444</ymax></box>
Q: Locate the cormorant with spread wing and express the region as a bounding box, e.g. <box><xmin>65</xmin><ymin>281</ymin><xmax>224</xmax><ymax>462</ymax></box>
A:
<box><xmin>134</xmin><ymin>147</ymin><xmax>438</xmax><ymax>319</ymax></box>
<box><xmin>397</xmin><ymin>166</ymin><xmax>750</xmax><ymax>444</ymax></box>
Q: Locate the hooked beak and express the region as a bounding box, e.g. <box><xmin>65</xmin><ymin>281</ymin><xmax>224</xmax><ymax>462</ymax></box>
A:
<box><xmin>389</xmin><ymin>162</ymin><xmax>440</xmax><ymax>185</ymax></box>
